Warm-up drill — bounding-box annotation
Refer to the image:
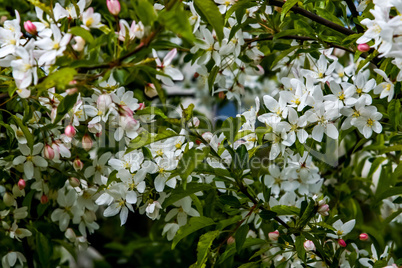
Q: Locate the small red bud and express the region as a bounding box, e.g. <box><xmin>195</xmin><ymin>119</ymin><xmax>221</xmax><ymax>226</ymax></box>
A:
<box><xmin>40</xmin><ymin>194</ymin><xmax>48</xmax><ymax>204</ymax></box>
<box><xmin>357</xmin><ymin>43</ymin><xmax>370</xmax><ymax>52</ymax></box>
<box><xmin>43</xmin><ymin>144</ymin><xmax>55</xmax><ymax>160</ymax></box>
<box><xmin>338</xmin><ymin>239</ymin><xmax>347</xmax><ymax>247</ymax></box>
<box><xmin>359</xmin><ymin>233</ymin><xmax>369</xmax><ymax>241</ymax></box>
<box><xmin>227</xmin><ymin>236</ymin><xmax>235</xmax><ymax>245</ymax></box>
<box><xmin>18</xmin><ymin>179</ymin><xmax>26</xmax><ymax>190</ymax></box>
<box><xmin>268</xmin><ymin>230</ymin><xmax>279</xmax><ymax>241</ymax></box>
<box><xmin>65</xmin><ymin>125</ymin><xmax>76</xmax><ymax>138</ymax></box>
<box><xmin>69</xmin><ymin>177</ymin><xmax>81</xmax><ymax>187</ymax></box>
<box><xmin>24</xmin><ymin>20</ymin><xmax>37</xmax><ymax>35</ymax></box>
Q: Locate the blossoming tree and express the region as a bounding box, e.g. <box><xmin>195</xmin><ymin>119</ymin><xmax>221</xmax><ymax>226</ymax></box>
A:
<box><xmin>0</xmin><ymin>0</ymin><xmax>401</xmax><ymax>267</ymax></box>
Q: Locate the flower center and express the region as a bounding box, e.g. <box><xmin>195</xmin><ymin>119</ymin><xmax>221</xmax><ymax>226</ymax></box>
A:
<box><xmin>86</xmin><ymin>17</ymin><xmax>94</xmax><ymax>27</ymax></box>
<box><xmin>367</xmin><ymin>118</ymin><xmax>374</xmax><ymax>126</ymax></box>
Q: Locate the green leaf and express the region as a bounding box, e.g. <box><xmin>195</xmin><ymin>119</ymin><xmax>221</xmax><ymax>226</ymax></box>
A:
<box><xmin>208</xmin><ymin>66</ymin><xmax>219</xmax><ymax>92</ymax></box>
<box><xmin>298</xmin><ymin>199</ymin><xmax>316</xmax><ymax>228</ymax></box>
<box><xmin>127</xmin><ymin>128</ymin><xmax>178</xmax><ymax>151</ymax></box>
<box><xmin>36</xmin><ymin>231</ymin><xmax>53</xmax><ymax>267</ymax></box>
<box><xmin>217</xmin><ymin>215</ymin><xmax>242</xmax><ymax>230</ymax></box>
<box><xmin>136</xmin><ymin>106</ymin><xmax>167</xmax><ymax>119</ymax></box>
<box><xmin>388</xmin><ymin>99</ymin><xmax>401</xmax><ymax>131</ymax></box>
<box><xmin>194</xmin><ymin>0</ymin><xmax>224</xmax><ymax>43</ymax></box>
<box><xmin>368</xmin><ymin>157</ymin><xmax>386</xmax><ymax>178</ymax></box>
<box><xmin>163</xmin><ymin>183</ymin><xmax>213</xmax><ymax>208</ymax></box>
<box><xmin>172</xmin><ymin>216</ymin><xmax>215</xmax><ymax>249</ymax></box>
<box><xmin>11</xmin><ymin>115</ymin><xmax>33</xmax><ymax>152</ymax></box>
<box><xmin>53</xmin><ymin>93</ymin><xmax>78</xmax><ymax>124</ymax></box>
<box><xmin>177</xmin><ymin>147</ymin><xmax>211</xmax><ymax>185</ymax></box>
<box><xmin>219</xmin><ymin>195</ymin><xmax>241</xmax><ymax>208</ymax></box>
<box><xmin>259</xmin><ymin>210</ymin><xmax>277</xmax><ymax>221</ymax></box>
<box><xmin>158</xmin><ymin>2</ymin><xmax>195</xmax><ymax>42</ymax></box>
<box><xmin>196</xmin><ymin>230</ymin><xmax>220</xmax><ymax>268</ymax></box>
<box><xmin>222</xmin><ymin>116</ymin><xmax>246</xmax><ymax>144</ymax></box>
<box><xmin>271</xmin><ymin>205</ymin><xmax>301</xmax><ymax>216</ymax></box>
<box><xmin>69</xmin><ymin>26</ymin><xmax>94</xmax><ymax>43</ymax></box>
<box><xmin>131</xmin><ymin>0</ymin><xmax>157</xmax><ymax>26</ymax></box>
<box><xmin>53</xmin><ymin>239</ymin><xmax>77</xmax><ymax>260</ymax></box>
<box><xmin>281</xmin><ymin>0</ymin><xmax>299</xmax><ymax>21</ymax></box>
<box><xmin>375</xmin><ymin>187</ymin><xmax>402</xmax><ymax>202</ymax></box>
<box><xmin>37</xmin><ymin>68</ymin><xmax>77</xmax><ymax>94</ymax></box>
<box><xmin>295</xmin><ymin>235</ymin><xmax>306</xmax><ymax>262</ymax></box>
<box><xmin>235</xmin><ymin>224</ymin><xmax>249</xmax><ymax>253</ymax></box>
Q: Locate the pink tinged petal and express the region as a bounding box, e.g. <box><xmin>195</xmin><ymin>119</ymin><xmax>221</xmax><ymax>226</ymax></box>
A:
<box><xmin>104</xmin><ymin>203</ymin><xmax>120</xmax><ymax>217</ymax></box>
<box><xmin>120</xmin><ymin>206</ymin><xmax>128</xmax><ymax>225</ymax></box>
<box><xmin>163</xmin><ymin>49</ymin><xmax>177</xmax><ymax>66</ymax></box>
<box><xmin>325</xmin><ymin>124</ymin><xmax>339</xmax><ymax>139</ymax></box>
<box><xmin>32</xmin><ymin>156</ymin><xmax>47</xmax><ymax>167</ymax></box>
<box><xmin>126</xmin><ymin>191</ymin><xmax>137</xmax><ymax>204</ymax></box>
<box><xmin>23</xmin><ymin>161</ymin><xmax>34</xmax><ymax>179</ymax></box>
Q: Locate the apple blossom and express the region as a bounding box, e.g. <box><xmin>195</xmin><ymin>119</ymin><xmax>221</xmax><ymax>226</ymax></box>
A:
<box><xmin>107</xmin><ymin>0</ymin><xmax>121</xmax><ymax>16</ymax></box>
<box><xmin>304</xmin><ymin>240</ymin><xmax>316</xmax><ymax>251</ymax></box>
<box><xmin>268</xmin><ymin>230</ymin><xmax>279</xmax><ymax>241</ymax></box>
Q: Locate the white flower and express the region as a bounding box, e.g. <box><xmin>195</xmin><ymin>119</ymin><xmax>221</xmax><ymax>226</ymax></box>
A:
<box><xmin>10</xmin><ymin>40</ymin><xmax>38</xmax><ymax>92</ymax></box>
<box><xmin>1</xmin><ymin>252</ymin><xmax>26</xmax><ymax>268</ymax></box>
<box><xmin>373</xmin><ymin>69</ymin><xmax>395</xmax><ymax>102</ymax></box>
<box><xmin>81</xmin><ymin>7</ymin><xmax>103</xmax><ymax>30</ymax></box>
<box><xmin>359</xmin><ymin>244</ymin><xmax>389</xmax><ymax>267</ymax></box>
<box><xmin>145</xmin><ymin>200</ymin><xmax>162</xmax><ymax>220</ymax></box>
<box><xmin>12</xmin><ymin>143</ymin><xmax>48</xmax><ymax>179</ymax></box>
<box><xmin>162</xmin><ymin>223</ymin><xmax>180</xmax><ymax>241</ymax></box>
<box><xmin>51</xmin><ymin>189</ymin><xmax>79</xmax><ymax>231</ymax></box>
<box><xmin>354</xmin><ymin>106</ymin><xmax>383</xmax><ymax>138</ymax></box>
<box><xmin>9</xmin><ymin>222</ymin><xmax>32</xmax><ymax>241</ymax></box>
<box><xmin>35</xmin><ymin>24</ymin><xmax>71</xmax><ymax>66</ymax></box>
<box><xmin>118</xmin><ymin>20</ymin><xmax>144</xmax><ymax>41</ymax></box>
<box><xmin>327</xmin><ymin>219</ymin><xmax>355</xmax><ymax>239</ymax></box>
<box><xmin>164</xmin><ymin>196</ymin><xmax>200</xmax><ymax>226</ymax></box>
<box><xmin>153</xmin><ymin>48</ymin><xmax>184</xmax><ymax>86</ymax></box>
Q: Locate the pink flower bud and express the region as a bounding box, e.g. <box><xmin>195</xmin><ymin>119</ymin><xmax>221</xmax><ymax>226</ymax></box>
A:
<box><xmin>97</xmin><ymin>94</ymin><xmax>112</xmax><ymax>114</ymax></box>
<box><xmin>138</xmin><ymin>102</ymin><xmax>145</xmax><ymax>110</ymax></box>
<box><xmin>227</xmin><ymin>236</ymin><xmax>235</xmax><ymax>245</ymax></box>
<box><xmin>40</xmin><ymin>194</ymin><xmax>48</xmax><ymax>204</ymax></box>
<box><xmin>202</xmin><ymin>132</ymin><xmax>213</xmax><ymax>143</ymax></box>
<box><xmin>119</xmin><ymin>105</ymin><xmax>134</xmax><ymax>117</ymax></box>
<box><xmin>359</xmin><ymin>233</ymin><xmax>369</xmax><ymax>241</ymax></box>
<box><xmin>18</xmin><ymin>179</ymin><xmax>26</xmax><ymax>190</ymax></box>
<box><xmin>69</xmin><ymin>177</ymin><xmax>81</xmax><ymax>187</ymax></box>
<box><xmin>3</xmin><ymin>192</ymin><xmax>15</xmax><ymax>206</ymax></box>
<box><xmin>66</xmin><ymin>80</ymin><xmax>78</xmax><ymax>95</ymax></box>
<box><xmin>65</xmin><ymin>125</ymin><xmax>76</xmax><ymax>138</ymax></box>
<box><xmin>317</xmin><ymin>204</ymin><xmax>329</xmax><ymax>216</ymax></box>
<box><xmin>357</xmin><ymin>43</ymin><xmax>370</xmax><ymax>52</ymax></box>
<box><xmin>24</xmin><ymin>20</ymin><xmax>37</xmax><ymax>35</ymax></box>
<box><xmin>107</xmin><ymin>0</ymin><xmax>121</xmax><ymax>16</ymax></box>
<box><xmin>338</xmin><ymin>239</ymin><xmax>347</xmax><ymax>247</ymax></box>
<box><xmin>44</xmin><ymin>144</ymin><xmax>55</xmax><ymax>160</ymax></box>
<box><xmin>192</xmin><ymin>117</ymin><xmax>200</xmax><ymax>127</ymax></box>
<box><xmin>145</xmin><ymin>83</ymin><xmax>158</xmax><ymax>98</ymax></box>
<box><xmin>304</xmin><ymin>240</ymin><xmax>316</xmax><ymax>251</ymax></box>
<box><xmin>218</xmin><ymin>91</ymin><xmax>226</xmax><ymax>100</ymax></box>
<box><xmin>73</xmin><ymin>158</ymin><xmax>84</xmax><ymax>171</ymax></box>
<box><xmin>72</xmin><ymin>36</ymin><xmax>85</xmax><ymax>52</ymax></box>
<box><xmin>82</xmin><ymin>134</ymin><xmax>93</xmax><ymax>151</ymax></box>
<box><xmin>268</xmin><ymin>230</ymin><xmax>279</xmax><ymax>241</ymax></box>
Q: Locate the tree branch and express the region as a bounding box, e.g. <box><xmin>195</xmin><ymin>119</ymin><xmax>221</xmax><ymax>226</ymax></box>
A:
<box><xmin>344</xmin><ymin>0</ymin><xmax>365</xmax><ymax>33</ymax></box>
<box><xmin>268</xmin><ymin>0</ymin><xmax>356</xmax><ymax>36</ymax></box>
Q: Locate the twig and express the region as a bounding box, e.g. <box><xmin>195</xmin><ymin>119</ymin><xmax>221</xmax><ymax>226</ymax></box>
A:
<box><xmin>268</xmin><ymin>0</ymin><xmax>356</xmax><ymax>36</ymax></box>
<box><xmin>344</xmin><ymin>0</ymin><xmax>365</xmax><ymax>33</ymax></box>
